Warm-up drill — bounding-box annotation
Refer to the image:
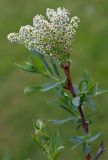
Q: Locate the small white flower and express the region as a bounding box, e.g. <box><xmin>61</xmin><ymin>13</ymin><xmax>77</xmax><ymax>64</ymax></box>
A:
<box><xmin>7</xmin><ymin>7</ymin><xmax>80</xmax><ymax>61</ymax></box>
<box><xmin>19</xmin><ymin>25</ymin><xmax>35</xmax><ymax>40</ymax></box>
<box><xmin>36</xmin><ymin>119</ymin><xmax>45</xmax><ymax>130</ymax></box>
<box><xmin>7</xmin><ymin>33</ymin><xmax>21</xmax><ymax>43</ymax></box>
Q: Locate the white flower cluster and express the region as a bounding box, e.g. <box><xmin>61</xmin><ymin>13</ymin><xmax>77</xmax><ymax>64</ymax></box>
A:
<box><xmin>8</xmin><ymin>8</ymin><xmax>80</xmax><ymax>61</ymax></box>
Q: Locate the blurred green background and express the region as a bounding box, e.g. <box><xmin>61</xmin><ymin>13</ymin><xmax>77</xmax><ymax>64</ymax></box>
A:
<box><xmin>0</xmin><ymin>0</ymin><xmax>108</xmax><ymax>160</ymax></box>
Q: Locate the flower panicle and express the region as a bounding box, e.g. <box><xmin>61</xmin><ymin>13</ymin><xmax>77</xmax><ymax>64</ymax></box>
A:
<box><xmin>7</xmin><ymin>7</ymin><xmax>80</xmax><ymax>62</ymax></box>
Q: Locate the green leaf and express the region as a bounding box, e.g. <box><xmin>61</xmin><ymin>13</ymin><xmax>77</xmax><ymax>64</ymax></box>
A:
<box><xmin>30</xmin><ymin>55</ymin><xmax>46</xmax><ymax>73</ymax></box>
<box><xmin>59</xmin><ymin>104</ymin><xmax>75</xmax><ymax>114</ymax></box>
<box><xmin>50</xmin><ymin>58</ymin><xmax>61</xmax><ymax>79</ymax></box>
<box><xmin>86</xmin><ymin>112</ymin><xmax>99</xmax><ymax>118</ymax></box>
<box><xmin>71</xmin><ymin>143</ymin><xmax>82</xmax><ymax>150</ymax></box>
<box><xmin>79</xmin><ymin>81</ymin><xmax>88</xmax><ymax>93</ymax></box>
<box><xmin>53</xmin><ymin>145</ymin><xmax>64</xmax><ymax>160</ymax></box>
<box><xmin>88</xmin><ymin>82</ymin><xmax>98</xmax><ymax>96</ymax></box>
<box><xmin>88</xmin><ymin>83</ymin><xmax>108</xmax><ymax>97</ymax></box>
<box><xmin>70</xmin><ymin>135</ymin><xmax>91</xmax><ymax>154</ymax></box>
<box><xmin>32</xmin><ymin>118</ymin><xmax>63</xmax><ymax>160</ymax></box>
<box><xmin>24</xmin><ymin>86</ymin><xmax>41</xmax><ymax>96</ymax></box>
<box><xmin>15</xmin><ymin>55</ymin><xmax>52</xmax><ymax>77</ymax></box>
<box><xmin>69</xmin><ymin>136</ymin><xmax>83</xmax><ymax>144</ymax></box>
<box><xmin>49</xmin><ymin>131</ymin><xmax>64</xmax><ymax>160</ymax></box>
<box><xmin>41</xmin><ymin>80</ymin><xmax>65</xmax><ymax>92</ymax></box>
<box><xmin>81</xmin><ymin>69</ymin><xmax>90</xmax><ymax>82</ymax></box>
<box><xmin>41</xmin><ymin>83</ymin><xmax>58</xmax><ymax>92</ymax></box>
<box><xmin>72</xmin><ymin>97</ymin><xmax>80</xmax><ymax>107</ymax></box>
<box><xmin>84</xmin><ymin>144</ymin><xmax>91</xmax><ymax>155</ymax></box>
<box><xmin>24</xmin><ymin>80</ymin><xmax>65</xmax><ymax>95</ymax></box>
<box><xmin>49</xmin><ymin>116</ymin><xmax>78</xmax><ymax>125</ymax></box>
<box><xmin>38</xmin><ymin>54</ymin><xmax>53</xmax><ymax>75</ymax></box>
<box><xmin>54</xmin><ymin>87</ymin><xmax>79</xmax><ymax>115</ymax></box>
<box><xmin>89</xmin><ymin>132</ymin><xmax>101</xmax><ymax>144</ymax></box>
<box><xmin>15</xmin><ymin>62</ymin><xmax>39</xmax><ymax>73</ymax></box>
<box><xmin>47</xmin><ymin>100</ymin><xmax>75</xmax><ymax>115</ymax></box>
<box><xmin>96</xmin><ymin>88</ymin><xmax>108</xmax><ymax>96</ymax></box>
<box><xmin>86</xmin><ymin>97</ymin><xmax>96</xmax><ymax>111</ymax></box>
<box><xmin>70</xmin><ymin>134</ymin><xmax>90</xmax><ymax>144</ymax></box>
<box><xmin>31</xmin><ymin>50</ymin><xmax>53</xmax><ymax>75</ymax></box>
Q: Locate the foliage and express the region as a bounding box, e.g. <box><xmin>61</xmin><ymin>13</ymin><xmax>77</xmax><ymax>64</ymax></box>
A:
<box><xmin>32</xmin><ymin>120</ymin><xmax>64</xmax><ymax>160</ymax></box>
<box><xmin>15</xmin><ymin>53</ymin><xmax>107</xmax><ymax>160</ymax></box>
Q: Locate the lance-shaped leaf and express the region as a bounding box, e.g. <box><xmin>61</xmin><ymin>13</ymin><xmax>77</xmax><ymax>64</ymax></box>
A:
<box><xmin>15</xmin><ymin>55</ymin><xmax>52</xmax><ymax>78</ymax></box>
<box><xmin>95</xmin><ymin>88</ymin><xmax>108</xmax><ymax>96</ymax></box>
<box><xmin>31</xmin><ymin>51</ymin><xmax>53</xmax><ymax>75</ymax></box>
<box><xmin>89</xmin><ymin>132</ymin><xmax>101</xmax><ymax>144</ymax></box>
<box><xmin>15</xmin><ymin>62</ymin><xmax>39</xmax><ymax>73</ymax></box>
<box><xmin>85</xmin><ymin>97</ymin><xmax>96</xmax><ymax>111</ymax></box>
<box><xmin>50</xmin><ymin>57</ymin><xmax>61</xmax><ymax>79</ymax></box>
<box><xmin>84</xmin><ymin>144</ymin><xmax>91</xmax><ymax>155</ymax></box>
<box><xmin>24</xmin><ymin>80</ymin><xmax>65</xmax><ymax>95</ymax></box>
<box><xmin>69</xmin><ymin>136</ymin><xmax>84</xmax><ymax>144</ymax></box>
<box><xmin>69</xmin><ymin>134</ymin><xmax>90</xmax><ymax>151</ymax></box>
<box><xmin>32</xmin><ymin>119</ymin><xmax>64</xmax><ymax>160</ymax></box>
<box><xmin>79</xmin><ymin>81</ymin><xmax>88</xmax><ymax>94</ymax></box>
<box><xmin>41</xmin><ymin>80</ymin><xmax>65</xmax><ymax>92</ymax></box>
<box><xmin>49</xmin><ymin>116</ymin><xmax>78</xmax><ymax>125</ymax></box>
<box><xmin>47</xmin><ymin>100</ymin><xmax>76</xmax><ymax>115</ymax></box>
<box><xmin>71</xmin><ymin>143</ymin><xmax>82</xmax><ymax>150</ymax></box>
<box><xmin>87</xmin><ymin>82</ymin><xmax>98</xmax><ymax>96</ymax></box>
<box><xmin>40</xmin><ymin>55</ymin><xmax>53</xmax><ymax>75</ymax></box>
<box><xmin>30</xmin><ymin>55</ymin><xmax>48</xmax><ymax>74</ymax></box>
<box><xmin>88</xmin><ymin>83</ymin><xmax>108</xmax><ymax>97</ymax></box>
<box><xmin>79</xmin><ymin>69</ymin><xmax>108</xmax><ymax>100</ymax></box>
<box><xmin>69</xmin><ymin>136</ymin><xmax>83</xmax><ymax>150</ymax></box>
<box><xmin>49</xmin><ymin>131</ymin><xmax>64</xmax><ymax>160</ymax></box>
<box><xmin>81</xmin><ymin>69</ymin><xmax>90</xmax><ymax>82</ymax></box>
<box><xmin>24</xmin><ymin>86</ymin><xmax>41</xmax><ymax>96</ymax></box>
<box><xmin>54</xmin><ymin>87</ymin><xmax>79</xmax><ymax>115</ymax></box>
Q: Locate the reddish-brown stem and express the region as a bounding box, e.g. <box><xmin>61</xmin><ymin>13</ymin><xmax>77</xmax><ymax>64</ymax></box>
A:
<box><xmin>86</xmin><ymin>154</ymin><xmax>91</xmax><ymax>160</ymax></box>
<box><xmin>92</xmin><ymin>141</ymin><xmax>106</xmax><ymax>160</ymax></box>
<box><xmin>61</xmin><ymin>62</ymin><xmax>91</xmax><ymax>160</ymax></box>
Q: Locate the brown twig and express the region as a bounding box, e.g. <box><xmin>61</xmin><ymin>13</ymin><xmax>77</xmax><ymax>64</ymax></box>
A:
<box><xmin>92</xmin><ymin>141</ymin><xmax>106</xmax><ymax>160</ymax></box>
<box><xmin>61</xmin><ymin>62</ymin><xmax>91</xmax><ymax>160</ymax></box>
<box><xmin>61</xmin><ymin>62</ymin><xmax>106</xmax><ymax>160</ymax></box>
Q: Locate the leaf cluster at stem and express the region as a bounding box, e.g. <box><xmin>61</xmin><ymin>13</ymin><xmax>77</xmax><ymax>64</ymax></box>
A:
<box><xmin>16</xmin><ymin>53</ymin><xmax>107</xmax><ymax>160</ymax></box>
